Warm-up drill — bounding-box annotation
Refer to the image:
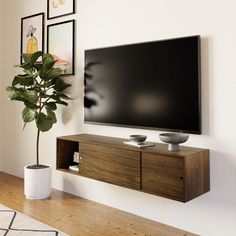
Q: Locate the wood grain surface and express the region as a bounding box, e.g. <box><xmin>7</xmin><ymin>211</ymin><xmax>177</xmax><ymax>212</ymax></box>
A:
<box><xmin>184</xmin><ymin>150</ymin><xmax>210</xmax><ymax>201</ymax></box>
<box><xmin>57</xmin><ymin>133</ymin><xmax>206</xmax><ymax>157</ymax></box>
<box><xmin>0</xmin><ymin>172</ymin><xmax>199</xmax><ymax>236</ymax></box>
<box><xmin>56</xmin><ymin>134</ymin><xmax>210</xmax><ymax>202</ymax></box>
<box><xmin>79</xmin><ymin>143</ymin><xmax>140</xmax><ymax>189</ymax></box>
<box><xmin>142</xmin><ymin>153</ymin><xmax>184</xmax><ymax>201</ymax></box>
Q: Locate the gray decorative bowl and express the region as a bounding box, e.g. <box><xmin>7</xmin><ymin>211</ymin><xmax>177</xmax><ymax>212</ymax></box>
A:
<box><xmin>129</xmin><ymin>135</ymin><xmax>147</xmax><ymax>143</ymax></box>
<box><xmin>159</xmin><ymin>133</ymin><xmax>189</xmax><ymax>151</ymax></box>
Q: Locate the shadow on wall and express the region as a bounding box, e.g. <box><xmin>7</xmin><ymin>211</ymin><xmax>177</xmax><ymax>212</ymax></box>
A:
<box><xmin>62</xmin><ymin>175</ymin><xmax>77</xmax><ymax>194</ymax></box>
<box><xmin>61</xmin><ymin>73</ymin><xmax>84</xmax><ymax>126</ymax></box>
<box><xmin>210</xmin><ymin>147</ymin><xmax>236</xmax><ymax>198</ymax></box>
<box><xmin>60</xmin><ymin>60</ymin><xmax>103</xmax><ymax>129</ymax></box>
<box><xmin>201</xmin><ymin>36</ymin><xmax>211</xmax><ymax>136</ymax></box>
<box><xmin>84</xmin><ymin>61</ymin><xmax>103</xmax><ymax>109</ymax></box>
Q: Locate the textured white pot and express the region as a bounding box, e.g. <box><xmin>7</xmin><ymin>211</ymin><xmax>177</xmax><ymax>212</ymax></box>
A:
<box><xmin>24</xmin><ymin>165</ymin><xmax>52</xmax><ymax>199</ymax></box>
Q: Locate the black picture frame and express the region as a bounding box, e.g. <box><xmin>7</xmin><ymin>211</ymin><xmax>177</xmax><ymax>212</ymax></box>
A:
<box><xmin>47</xmin><ymin>0</ymin><xmax>75</xmax><ymax>20</ymax></box>
<box><xmin>20</xmin><ymin>12</ymin><xmax>44</xmax><ymax>64</ymax></box>
<box><xmin>47</xmin><ymin>20</ymin><xmax>75</xmax><ymax>76</ymax></box>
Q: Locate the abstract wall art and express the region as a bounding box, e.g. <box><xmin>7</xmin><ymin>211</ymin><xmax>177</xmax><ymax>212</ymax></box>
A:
<box><xmin>47</xmin><ymin>20</ymin><xmax>75</xmax><ymax>75</ymax></box>
<box><xmin>21</xmin><ymin>13</ymin><xmax>44</xmax><ymax>64</ymax></box>
<box><xmin>47</xmin><ymin>0</ymin><xmax>75</xmax><ymax>20</ymax></box>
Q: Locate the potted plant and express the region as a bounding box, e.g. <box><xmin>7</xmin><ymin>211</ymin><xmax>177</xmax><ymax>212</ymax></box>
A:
<box><xmin>6</xmin><ymin>51</ymin><xmax>71</xmax><ymax>199</ymax></box>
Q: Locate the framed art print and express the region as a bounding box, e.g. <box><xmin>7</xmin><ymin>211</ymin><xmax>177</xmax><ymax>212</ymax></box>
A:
<box><xmin>47</xmin><ymin>0</ymin><xmax>75</xmax><ymax>20</ymax></box>
<box><xmin>47</xmin><ymin>20</ymin><xmax>75</xmax><ymax>75</ymax></box>
<box><xmin>21</xmin><ymin>13</ymin><xmax>44</xmax><ymax>64</ymax></box>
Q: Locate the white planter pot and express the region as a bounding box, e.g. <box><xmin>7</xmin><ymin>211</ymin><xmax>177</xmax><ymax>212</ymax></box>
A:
<box><xmin>24</xmin><ymin>165</ymin><xmax>52</xmax><ymax>199</ymax></box>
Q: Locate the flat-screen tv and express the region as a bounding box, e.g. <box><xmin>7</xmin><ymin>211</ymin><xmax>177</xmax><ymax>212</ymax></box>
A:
<box><xmin>84</xmin><ymin>35</ymin><xmax>201</xmax><ymax>134</ymax></box>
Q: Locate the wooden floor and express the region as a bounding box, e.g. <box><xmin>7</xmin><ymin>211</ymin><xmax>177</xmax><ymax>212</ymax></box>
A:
<box><xmin>0</xmin><ymin>172</ymin><xmax>198</xmax><ymax>236</ymax></box>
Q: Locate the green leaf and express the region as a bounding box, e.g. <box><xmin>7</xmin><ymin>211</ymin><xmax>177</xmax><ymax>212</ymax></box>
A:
<box><xmin>22</xmin><ymin>107</ymin><xmax>36</xmax><ymax>122</ymax></box>
<box><xmin>28</xmin><ymin>84</ymin><xmax>42</xmax><ymax>93</ymax></box>
<box><xmin>46</xmin><ymin>108</ymin><xmax>57</xmax><ymax>123</ymax></box>
<box><xmin>36</xmin><ymin>112</ymin><xmax>54</xmax><ymax>132</ymax></box>
<box><xmin>50</xmin><ymin>94</ymin><xmax>68</xmax><ymax>106</ymax></box>
<box><xmin>21</xmin><ymin>54</ymin><xmax>32</xmax><ymax>64</ymax></box>
<box><xmin>24</xmin><ymin>101</ymin><xmax>39</xmax><ymax>109</ymax></box>
<box><xmin>34</xmin><ymin>63</ymin><xmax>42</xmax><ymax>71</ymax></box>
<box><xmin>32</xmin><ymin>70</ymin><xmax>40</xmax><ymax>79</ymax></box>
<box><xmin>51</xmin><ymin>94</ymin><xmax>60</xmax><ymax>100</ymax></box>
<box><xmin>55</xmin><ymin>100</ymin><xmax>68</xmax><ymax>106</ymax></box>
<box><xmin>58</xmin><ymin>94</ymin><xmax>70</xmax><ymax>100</ymax></box>
<box><xmin>31</xmin><ymin>51</ymin><xmax>44</xmax><ymax>64</ymax></box>
<box><xmin>43</xmin><ymin>80</ymin><xmax>54</xmax><ymax>88</ymax></box>
<box><xmin>6</xmin><ymin>86</ymin><xmax>25</xmax><ymax>101</ymax></box>
<box><xmin>18</xmin><ymin>63</ymin><xmax>33</xmax><ymax>71</ymax></box>
<box><xmin>22</xmin><ymin>91</ymin><xmax>38</xmax><ymax>103</ymax></box>
<box><xmin>6</xmin><ymin>86</ymin><xmax>14</xmax><ymax>92</ymax></box>
<box><xmin>45</xmin><ymin>68</ymin><xmax>62</xmax><ymax>80</ymax></box>
<box><xmin>12</xmin><ymin>76</ymin><xmax>21</xmax><ymax>86</ymax></box>
<box><xmin>45</xmin><ymin>60</ymin><xmax>57</xmax><ymax>70</ymax></box>
<box><xmin>24</xmin><ymin>69</ymin><xmax>33</xmax><ymax>76</ymax></box>
<box><xmin>51</xmin><ymin>68</ymin><xmax>62</xmax><ymax>78</ymax></box>
<box><xmin>43</xmin><ymin>54</ymin><xmax>55</xmax><ymax>69</ymax></box>
<box><xmin>6</xmin><ymin>86</ymin><xmax>17</xmax><ymax>98</ymax></box>
<box><xmin>54</xmin><ymin>77</ymin><xmax>71</xmax><ymax>92</ymax></box>
<box><xmin>12</xmin><ymin>74</ymin><xmax>34</xmax><ymax>86</ymax></box>
<box><xmin>45</xmin><ymin>102</ymin><xmax>57</xmax><ymax>111</ymax></box>
<box><xmin>22</xmin><ymin>122</ymin><xmax>27</xmax><ymax>130</ymax></box>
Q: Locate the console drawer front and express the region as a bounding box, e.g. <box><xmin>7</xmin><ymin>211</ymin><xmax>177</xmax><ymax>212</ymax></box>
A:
<box><xmin>142</xmin><ymin>153</ymin><xmax>184</xmax><ymax>201</ymax></box>
<box><xmin>79</xmin><ymin>143</ymin><xmax>140</xmax><ymax>190</ymax></box>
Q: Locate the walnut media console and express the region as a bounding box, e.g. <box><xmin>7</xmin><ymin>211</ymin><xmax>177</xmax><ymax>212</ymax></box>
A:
<box><xmin>56</xmin><ymin>134</ymin><xmax>210</xmax><ymax>202</ymax></box>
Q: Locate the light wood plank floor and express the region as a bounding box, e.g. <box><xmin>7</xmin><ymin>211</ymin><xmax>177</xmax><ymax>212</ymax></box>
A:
<box><xmin>0</xmin><ymin>172</ymin><xmax>198</xmax><ymax>236</ymax></box>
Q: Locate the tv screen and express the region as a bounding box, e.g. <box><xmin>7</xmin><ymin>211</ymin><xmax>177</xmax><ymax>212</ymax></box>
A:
<box><xmin>84</xmin><ymin>35</ymin><xmax>201</xmax><ymax>134</ymax></box>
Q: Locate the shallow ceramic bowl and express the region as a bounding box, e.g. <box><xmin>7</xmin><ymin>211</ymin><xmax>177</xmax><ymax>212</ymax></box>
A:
<box><xmin>159</xmin><ymin>133</ymin><xmax>189</xmax><ymax>144</ymax></box>
<box><xmin>129</xmin><ymin>135</ymin><xmax>147</xmax><ymax>143</ymax></box>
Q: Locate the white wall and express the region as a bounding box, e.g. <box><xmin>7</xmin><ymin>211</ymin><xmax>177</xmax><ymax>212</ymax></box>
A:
<box><xmin>1</xmin><ymin>0</ymin><xmax>236</xmax><ymax>235</ymax></box>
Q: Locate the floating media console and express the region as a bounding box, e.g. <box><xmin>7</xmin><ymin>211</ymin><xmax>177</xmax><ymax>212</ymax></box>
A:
<box><xmin>56</xmin><ymin>134</ymin><xmax>210</xmax><ymax>202</ymax></box>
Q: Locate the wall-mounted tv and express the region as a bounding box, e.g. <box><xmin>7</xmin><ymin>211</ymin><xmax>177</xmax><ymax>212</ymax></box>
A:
<box><xmin>84</xmin><ymin>35</ymin><xmax>201</xmax><ymax>134</ymax></box>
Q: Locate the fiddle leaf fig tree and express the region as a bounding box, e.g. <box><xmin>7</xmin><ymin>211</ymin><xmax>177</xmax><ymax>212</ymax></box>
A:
<box><xmin>6</xmin><ymin>51</ymin><xmax>71</xmax><ymax>168</ymax></box>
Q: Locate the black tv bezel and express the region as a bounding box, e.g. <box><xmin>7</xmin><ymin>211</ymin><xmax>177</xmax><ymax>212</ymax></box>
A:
<box><xmin>84</xmin><ymin>35</ymin><xmax>202</xmax><ymax>135</ymax></box>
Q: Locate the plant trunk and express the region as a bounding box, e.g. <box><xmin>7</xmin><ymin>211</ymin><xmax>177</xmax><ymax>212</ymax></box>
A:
<box><xmin>36</xmin><ymin>128</ymin><xmax>40</xmax><ymax>166</ymax></box>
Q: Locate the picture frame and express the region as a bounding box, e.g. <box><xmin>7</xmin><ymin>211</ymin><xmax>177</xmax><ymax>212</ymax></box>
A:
<box><xmin>47</xmin><ymin>0</ymin><xmax>75</xmax><ymax>20</ymax></box>
<box><xmin>21</xmin><ymin>13</ymin><xmax>44</xmax><ymax>64</ymax></box>
<box><xmin>47</xmin><ymin>20</ymin><xmax>75</xmax><ymax>76</ymax></box>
